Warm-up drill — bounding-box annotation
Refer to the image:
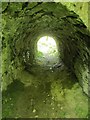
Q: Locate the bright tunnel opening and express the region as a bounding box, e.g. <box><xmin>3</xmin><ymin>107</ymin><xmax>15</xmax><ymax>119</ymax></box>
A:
<box><xmin>36</xmin><ymin>36</ymin><xmax>59</xmax><ymax>66</ymax></box>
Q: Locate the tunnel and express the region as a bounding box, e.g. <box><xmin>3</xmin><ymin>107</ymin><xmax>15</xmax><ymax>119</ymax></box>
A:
<box><xmin>2</xmin><ymin>2</ymin><xmax>90</xmax><ymax>118</ymax></box>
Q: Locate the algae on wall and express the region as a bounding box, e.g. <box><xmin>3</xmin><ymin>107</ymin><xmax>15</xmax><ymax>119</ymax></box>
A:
<box><xmin>63</xmin><ymin>2</ymin><xmax>88</xmax><ymax>28</ymax></box>
<box><xmin>54</xmin><ymin>1</ymin><xmax>90</xmax><ymax>96</ymax></box>
<box><xmin>2</xmin><ymin>2</ymin><xmax>90</xmax><ymax>96</ymax></box>
<box><xmin>2</xmin><ymin>2</ymin><xmax>23</xmax><ymax>90</ymax></box>
<box><xmin>54</xmin><ymin>2</ymin><xmax>89</xmax><ymax>30</ymax></box>
<box><xmin>61</xmin><ymin>2</ymin><xmax>90</xmax><ymax>96</ymax></box>
<box><xmin>1</xmin><ymin>2</ymin><xmax>90</xmax><ymax>118</ymax></box>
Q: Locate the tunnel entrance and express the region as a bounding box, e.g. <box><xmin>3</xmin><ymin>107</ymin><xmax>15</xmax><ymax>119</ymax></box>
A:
<box><xmin>2</xmin><ymin>2</ymin><xmax>89</xmax><ymax>118</ymax></box>
<box><xmin>35</xmin><ymin>36</ymin><xmax>59</xmax><ymax>67</ymax></box>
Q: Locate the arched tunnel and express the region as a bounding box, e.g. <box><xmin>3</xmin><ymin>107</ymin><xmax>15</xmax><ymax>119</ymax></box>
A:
<box><xmin>2</xmin><ymin>2</ymin><xmax>90</xmax><ymax>118</ymax></box>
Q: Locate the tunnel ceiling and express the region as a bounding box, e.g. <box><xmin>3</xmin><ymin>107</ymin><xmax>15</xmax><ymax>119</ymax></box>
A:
<box><xmin>2</xmin><ymin>2</ymin><xmax>90</xmax><ymax>97</ymax></box>
<box><xmin>56</xmin><ymin>2</ymin><xmax>89</xmax><ymax>30</ymax></box>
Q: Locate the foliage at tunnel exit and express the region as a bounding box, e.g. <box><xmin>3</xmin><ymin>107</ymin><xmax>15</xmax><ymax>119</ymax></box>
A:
<box><xmin>36</xmin><ymin>36</ymin><xmax>59</xmax><ymax>66</ymax></box>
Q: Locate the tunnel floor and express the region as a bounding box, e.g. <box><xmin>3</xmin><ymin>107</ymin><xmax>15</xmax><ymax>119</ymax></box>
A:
<box><xmin>2</xmin><ymin>65</ymin><xmax>88</xmax><ymax>118</ymax></box>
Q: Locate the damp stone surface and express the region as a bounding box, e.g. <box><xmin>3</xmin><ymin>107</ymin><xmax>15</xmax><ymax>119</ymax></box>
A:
<box><xmin>2</xmin><ymin>2</ymin><xmax>90</xmax><ymax>118</ymax></box>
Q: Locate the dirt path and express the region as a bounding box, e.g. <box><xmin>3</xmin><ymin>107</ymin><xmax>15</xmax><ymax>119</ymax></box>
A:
<box><xmin>2</xmin><ymin>67</ymin><xmax>88</xmax><ymax>118</ymax></box>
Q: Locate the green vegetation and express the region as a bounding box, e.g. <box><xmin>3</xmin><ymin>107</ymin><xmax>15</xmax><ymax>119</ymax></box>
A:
<box><xmin>2</xmin><ymin>2</ymin><xmax>90</xmax><ymax>118</ymax></box>
<box><xmin>35</xmin><ymin>36</ymin><xmax>59</xmax><ymax>66</ymax></box>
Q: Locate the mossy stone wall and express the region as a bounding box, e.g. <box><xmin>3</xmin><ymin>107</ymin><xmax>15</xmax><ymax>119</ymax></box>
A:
<box><xmin>2</xmin><ymin>2</ymin><xmax>90</xmax><ymax>97</ymax></box>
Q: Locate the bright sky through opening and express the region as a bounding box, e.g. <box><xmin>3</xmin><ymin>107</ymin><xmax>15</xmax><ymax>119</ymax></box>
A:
<box><xmin>37</xmin><ymin>36</ymin><xmax>58</xmax><ymax>54</ymax></box>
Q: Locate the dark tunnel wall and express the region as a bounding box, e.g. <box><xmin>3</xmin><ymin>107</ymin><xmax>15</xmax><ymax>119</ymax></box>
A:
<box><xmin>2</xmin><ymin>2</ymin><xmax>90</xmax><ymax>97</ymax></box>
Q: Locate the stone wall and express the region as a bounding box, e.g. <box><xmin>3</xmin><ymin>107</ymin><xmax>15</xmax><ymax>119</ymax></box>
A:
<box><xmin>2</xmin><ymin>2</ymin><xmax>90</xmax><ymax>97</ymax></box>
<box><xmin>54</xmin><ymin>1</ymin><xmax>89</xmax><ymax>30</ymax></box>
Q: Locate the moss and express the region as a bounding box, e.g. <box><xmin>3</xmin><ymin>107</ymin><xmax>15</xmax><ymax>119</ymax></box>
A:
<box><xmin>2</xmin><ymin>2</ymin><xmax>90</xmax><ymax>118</ymax></box>
<box><xmin>74</xmin><ymin>59</ymin><xmax>89</xmax><ymax>96</ymax></box>
<box><xmin>56</xmin><ymin>2</ymin><xmax>89</xmax><ymax>30</ymax></box>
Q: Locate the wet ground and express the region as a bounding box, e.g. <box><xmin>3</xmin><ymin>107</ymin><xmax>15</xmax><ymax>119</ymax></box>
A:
<box><xmin>2</xmin><ymin>65</ymin><xmax>88</xmax><ymax>118</ymax></box>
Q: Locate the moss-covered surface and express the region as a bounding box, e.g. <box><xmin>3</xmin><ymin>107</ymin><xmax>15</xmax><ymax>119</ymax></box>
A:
<box><xmin>2</xmin><ymin>2</ymin><xmax>90</xmax><ymax>118</ymax></box>
<box><xmin>57</xmin><ymin>2</ymin><xmax>89</xmax><ymax>30</ymax></box>
<box><xmin>2</xmin><ymin>67</ymin><xmax>88</xmax><ymax>118</ymax></box>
